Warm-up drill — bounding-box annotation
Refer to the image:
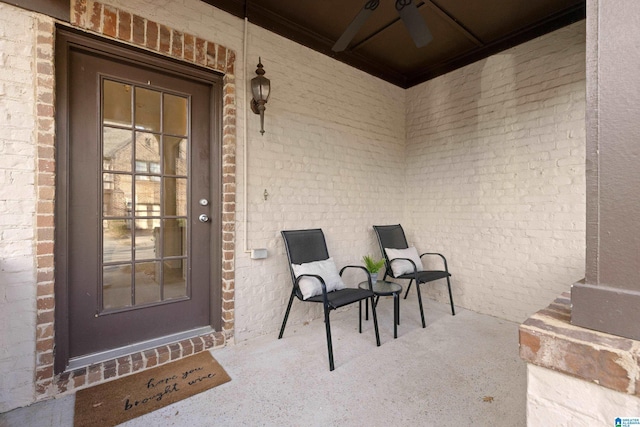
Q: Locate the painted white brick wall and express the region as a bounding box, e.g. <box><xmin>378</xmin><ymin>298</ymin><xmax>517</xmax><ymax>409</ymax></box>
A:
<box><xmin>527</xmin><ymin>364</ymin><xmax>640</xmax><ymax>426</ymax></box>
<box><xmin>234</xmin><ymin>25</ymin><xmax>406</xmax><ymax>339</ymax></box>
<box><xmin>0</xmin><ymin>3</ymin><xmax>38</xmax><ymax>412</ymax></box>
<box><xmin>405</xmin><ymin>22</ymin><xmax>586</xmax><ymax>323</ymax></box>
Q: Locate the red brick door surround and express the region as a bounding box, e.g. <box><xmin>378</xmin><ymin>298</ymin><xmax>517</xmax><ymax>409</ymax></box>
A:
<box><xmin>34</xmin><ymin>0</ymin><xmax>236</xmax><ymax>398</ymax></box>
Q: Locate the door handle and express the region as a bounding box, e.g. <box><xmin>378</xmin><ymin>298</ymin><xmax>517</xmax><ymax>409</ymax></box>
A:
<box><xmin>198</xmin><ymin>214</ymin><xmax>210</xmax><ymax>223</ymax></box>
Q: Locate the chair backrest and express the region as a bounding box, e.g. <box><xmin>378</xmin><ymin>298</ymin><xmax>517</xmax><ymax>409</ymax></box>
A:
<box><xmin>373</xmin><ymin>224</ymin><xmax>409</xmax><ymax>278</ymax></box>
<box><xmin>281</xmin><ymin>229</ymin><xmax>330</xmax><ymax>298</ymax></box>
<box><xmin>281</xmin><ymin>229</ymin><xmax>330</xmax><ymax>265</ymax></box>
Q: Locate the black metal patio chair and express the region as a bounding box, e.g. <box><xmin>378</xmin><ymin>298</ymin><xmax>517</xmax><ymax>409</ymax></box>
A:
<box><xmin>280</xmin><ymin>229</ymin><xmax>380</xmax><ymax>371</ymax></box>
<box><xmin>373</xmin><ymin>224</ymin><xmax>455</xmax><ymax>328</ymax></box>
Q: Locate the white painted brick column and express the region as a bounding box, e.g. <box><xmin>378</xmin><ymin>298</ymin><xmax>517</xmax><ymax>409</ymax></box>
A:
<box><xmin>0</xmin><ymin>3</ymin><xmax>39</xmax><ymax>412</ymax></box>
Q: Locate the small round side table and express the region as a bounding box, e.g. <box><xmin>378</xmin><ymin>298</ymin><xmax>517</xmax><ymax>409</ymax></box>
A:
<box><xmin>358</xmin><ymin>280</ymin><xmax>402</xmax><ymax>338</ymax></box>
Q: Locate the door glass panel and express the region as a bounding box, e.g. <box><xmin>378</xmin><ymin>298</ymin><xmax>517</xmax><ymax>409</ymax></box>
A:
<box><xmin>100</xmin><ymin>78</ymin><xmax>192</xmax><ymax>312</ymax></box>
<box><xmin>103</xmin><ymin>220</ymin><xmax>132</xmax><ymax>263</ymax></box>
<box><xmin>162</xmin><ymin>177</ymin><xmax>187</xmax><ymax>216</ymax></box>
<box><xmin>134</xmin><ymin>261</ymin><xmax>162</xmax><ymax>304</ymax></box>
<box><xmin>103</xmin><ymin>127</ymin><xmax>133</xmax><ymax>172</ymax></box>
<box><xmin>103</xmin><ymin>265</ymin><xmax>132</xmax><ymax>309</ymax></box>
<box><xmin>135</xmin><ymin>87</ymin><xmax>161</xmax><ymax>132</ymax></box>
<box><xmin>164</xmin><ymin>137</ymin><xmax>187</xmax><ymax>176</ymax></box>
<box><xmin>163</xmin><ymin>93</ymin><xmax>188</xmax><ymax>136</ymax></box>
<box><xmin>135</xmin><ymin>132</ymin><xmax>161</xmax><ymax>175</ymax></box>
<box><xmin>135</xmin><ymin>219</ymin><xmax>158</xmax><ymax>260</ymax></box>
<box><xmin>103</xmin><ymin>173</ymin><xmax>132</xmax><ymax>217</ymax></box>
<box><xmin>134</xmin><ymin>181</ymin><xmax>161</xmax><ymax>217</ymax></box>
<box><xmin>163</xmin><ymin>219</ymin><xmax>186</xmax><ymax>257</ymax></box>
<box><xmin>164</xmin><ymin>260</ymin><xmax>187</xmax><ymax>300</ymax></box>
<box><xmin>103</xmin><ymin>80</ymin><xmax>132</xmax><ymax>126</ymax></box>
<box><xmin>176</xmin><ymin>178</ymin><xmax>187</xmax><ymax>216</ymax></box>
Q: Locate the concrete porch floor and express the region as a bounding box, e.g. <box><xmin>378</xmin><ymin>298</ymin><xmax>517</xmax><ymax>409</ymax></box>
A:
<box><xmin>1</xmin><ymin>293</ymin><xmax>526</xmax><ymax>426</ymax></box>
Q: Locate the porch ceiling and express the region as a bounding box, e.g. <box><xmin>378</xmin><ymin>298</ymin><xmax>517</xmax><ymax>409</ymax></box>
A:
<box><xmin>202</xmin><ymin>0</ymin><xmax>585</xmax><ymax>88</ymax></box>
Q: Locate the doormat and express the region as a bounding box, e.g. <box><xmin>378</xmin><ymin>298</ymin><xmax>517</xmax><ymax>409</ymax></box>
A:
<box><xmin>73</xmin><ymin>351</ymin><xmax>231</xmax><ymax>427</ymax></box>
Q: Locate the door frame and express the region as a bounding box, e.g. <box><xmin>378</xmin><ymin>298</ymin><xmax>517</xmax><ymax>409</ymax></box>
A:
<box><xmin>54</xmin><ymin>27</ymin><xmax>223</xmax><ymax>373</ymax></box>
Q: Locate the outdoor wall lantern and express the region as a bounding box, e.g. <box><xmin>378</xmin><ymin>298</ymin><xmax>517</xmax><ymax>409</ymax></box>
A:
<box><xmin>250</xmin><ymin>57</ymin><xmax>270</xmax><ymax>135</ymax></box>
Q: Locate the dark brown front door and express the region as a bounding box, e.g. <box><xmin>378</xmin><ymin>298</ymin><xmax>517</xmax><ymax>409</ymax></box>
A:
<box><xmin>55</xmin><ymin>29</ymin><xmax>222</xmax><ymax>370</ymax></box>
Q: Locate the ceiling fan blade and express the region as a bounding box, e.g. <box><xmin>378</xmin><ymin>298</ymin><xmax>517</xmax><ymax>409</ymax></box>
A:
<box><xmin>332</xmin><ymin>0</ymin><xmax>380</xmax><ymax>52</ymax></box>
<box><xmin>396</xmin><ymin>0</ymin><xmax>433</xmax><ymax>48</ymax></box>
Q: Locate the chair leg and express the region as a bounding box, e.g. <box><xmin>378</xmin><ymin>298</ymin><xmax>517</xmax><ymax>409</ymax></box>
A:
<box><xmin>447</xmin><ymin>276</ymin><xmax>456</xmax><ymax>316</ymax></box>
<box><xmin>393</xmin><ymin>292</ymin><xmax>398</xmax><ymax>338</ymax></box>
<box><xmin>369</xmin><ymin>295</ymin><xmax>381</xmax><ymax>347</ymax></box>
<box><xmin>416</xmin><ymin>282</ymin><xmax>426</xmax><ymax>328</ymax></box>
<box><xmin>403</xmin><ymin>279</ymin><xmax>414</xmax><ymax>299</ymax></box>
<box><xmin>278</xmin><ymin>290</ymin><xmax>296</xmax><ymax>339</ymax></box>
<box><xmin>324</xmin><ymin>306</ymin><xmax>335</xmax><ymax>371</ymax></box>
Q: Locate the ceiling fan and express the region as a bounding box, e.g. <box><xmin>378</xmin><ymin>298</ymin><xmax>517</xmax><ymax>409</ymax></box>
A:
<box><xmin>332</xmin><ymin>0</ymin><xmax>433</xmax><ymax>52</ymax></box>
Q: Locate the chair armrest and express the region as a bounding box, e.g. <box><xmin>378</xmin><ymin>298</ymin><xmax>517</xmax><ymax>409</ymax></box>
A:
<box><xmin>420</xmin><ymin>252</ymin><xmax>449</xmax><ymax>272</ymax></box>
<box><xmin>339</xmin><ymin>265</ymin><xmax>374</xmax><ymax>290</ymax></box>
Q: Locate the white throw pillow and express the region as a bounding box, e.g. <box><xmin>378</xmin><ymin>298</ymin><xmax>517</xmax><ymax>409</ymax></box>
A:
<box><xmin>291</xmin><ymin>257</ymin><xmax>347</xmax><ymax>300</ymax></box>
<box><xmin>384</xmin><ymin>247</ymin><xmax>424</xmax><ymax>276</ymax></box>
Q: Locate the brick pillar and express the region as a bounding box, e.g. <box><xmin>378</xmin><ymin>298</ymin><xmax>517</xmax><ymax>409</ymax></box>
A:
<box><xmin>571</xmin><ymin>0</ymin><xmax>640</xmax><ymax>340</ymax></box>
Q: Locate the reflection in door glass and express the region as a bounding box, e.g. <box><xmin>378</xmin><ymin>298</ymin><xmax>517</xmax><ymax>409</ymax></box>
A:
<box><xmin>164</xmin><ymin>136</ymin><xmax>187</xmax><ymax>176</ymax></box>
<box><xmin>103</xmin><ymin>265</ymin><xmax>132</xmax><ymax>309</ymax></box>
<box><xmin>134</xmin><ymin>180</ymin><xmax>161</xmax><ymax>219</ymax></box>
<box><xmin>135</xmin><ymin>132</ymin><xmax>161</xmax><ymax>175</ymax></box>
<box><xmin>135</xmin><ymin>87</ymin><xmax>161</xmax><ymax>132</ymax></box>
<box><xmin>135</xmin><ymin>261</ymin><xmax>162</xmax><ymax>304</ymax></box>
<box><xmin>103</xmin><ymin>173</ymin><xmax>132</xmax><ymax>217</ymax></box>
<box><xmin>164</xmin><ymin>260</ymin><xmax>187</xmax><ymax>300</ymax></box>
<box><xmin>163</xmin><ymin>93</ymin><xmax>188</xmax><ymax>136</ymax></box>
<box><xmin>103</xmin><ymin>80</ymin><xmax>132</xmax><ymax>126</ymax></box>
<box><xmin>103</xmin><ymin>127</ymin><xmax>133</xmax><ymax>172</ymax></box>
<box><xmin>135</xmin><ymin>219</ymin><xmax>157</xmax><ymax>261</ymax></box>
<box><xmin>163</xmin><ymin>177</ymin><xmax>187</xmax><ymax>217</ymax></box>
<box><xmin>163</xmin><ymin>219</ymin><xmax>186</xmax><ymax>257</ymax></box>
<box><xmin>101</xmin><ymin>78</ymin><xmax>190</xmax><ymax>311</ymax></box>
<box><xmin>103</xmin><ymin>220</ymin><xmax>132</xmax><ymax>263</ymax></box>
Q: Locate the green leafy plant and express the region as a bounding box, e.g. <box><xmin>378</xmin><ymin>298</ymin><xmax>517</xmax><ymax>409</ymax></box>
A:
<box><xmin>362</xmin><ymin>255</ymin><xmax>385</xmax><ymax>273</ymax></box>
